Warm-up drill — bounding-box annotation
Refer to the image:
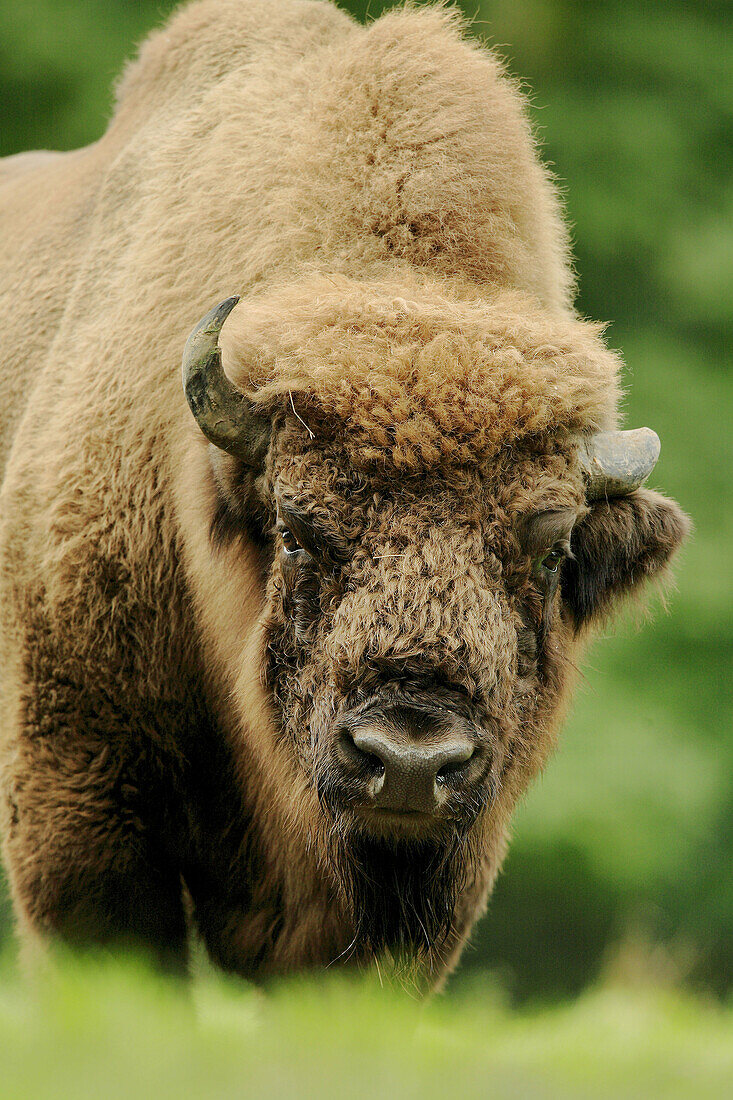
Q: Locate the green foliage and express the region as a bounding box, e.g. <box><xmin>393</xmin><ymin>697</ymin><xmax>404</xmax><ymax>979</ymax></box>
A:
<box><xmin>0</xmin><ymin>1</ymin><xmax>178</xmax><ymax>156</ymax></box>
<box><xmin>0</xmin><ymin>0</ymin><xmax>730</xmax><ymax>1000</ymax></box>
<box><xmin>1</xmin><ymin>951</ymin><xmax>732</xmax><ymax>1099</ymax></box>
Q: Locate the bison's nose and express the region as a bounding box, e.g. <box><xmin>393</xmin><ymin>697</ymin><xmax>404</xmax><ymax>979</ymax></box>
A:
<box><xmin>347</xmin><ymin>726</ymin><xmax>475</xmax><ymax>815</ymax></box>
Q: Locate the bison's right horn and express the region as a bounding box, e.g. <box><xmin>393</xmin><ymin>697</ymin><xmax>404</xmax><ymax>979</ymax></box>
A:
<box><xmin>182</xmin><ymin>296</ymin><xmax>271</xmax><ymax>465</ymax></box>
<box><xmin>579</xmin><ymin>427</ymin><xmax>661</xmax><ymax>501</ymax></box>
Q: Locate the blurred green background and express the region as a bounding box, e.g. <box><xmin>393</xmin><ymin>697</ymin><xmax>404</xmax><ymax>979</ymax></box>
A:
<box><xmin>0</xmin><ymin>0</ymin><xmax>730</xmax><ymax>1005</ymax></box>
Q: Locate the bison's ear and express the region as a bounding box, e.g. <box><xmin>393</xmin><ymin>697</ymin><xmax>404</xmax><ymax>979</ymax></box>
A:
<box><xmin>562</xmin><ymin>489</ymin><xmax>690</xmax><ymax>629</ymax></box>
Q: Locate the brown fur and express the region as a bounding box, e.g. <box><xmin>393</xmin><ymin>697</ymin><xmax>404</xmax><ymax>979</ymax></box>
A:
<box><xmin>0</xmin><ymin>0</ymin><xmax>687</xmax><ymax>986</ymax></box>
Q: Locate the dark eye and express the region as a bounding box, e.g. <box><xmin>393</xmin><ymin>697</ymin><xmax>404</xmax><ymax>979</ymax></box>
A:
<box><xmin>540</xmin><ymin>548</ymin><xmax>564</xmax><ymax>574</ymax></box>
<box><xmin>280</xmin><ymin>526</ymin><xmax>303</xmax><ymax>555</ymax></box>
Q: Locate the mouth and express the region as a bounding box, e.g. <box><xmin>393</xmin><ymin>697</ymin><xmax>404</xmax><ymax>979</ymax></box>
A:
<box><xmin>351</xmin><ymin>803</ymin><xmax>450</xmax><ymax>840</ymax></box>
<box><xmin>361</xmin><ymin>807</ymin><xmax>431</xmax><ymax>820</ymax></box>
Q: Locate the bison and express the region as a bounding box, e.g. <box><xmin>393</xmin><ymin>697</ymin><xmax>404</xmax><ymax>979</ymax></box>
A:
<box><xmin>0</xmin><ymin>0</ymin><xmax>688</xmax><ymax>987</ymax></box>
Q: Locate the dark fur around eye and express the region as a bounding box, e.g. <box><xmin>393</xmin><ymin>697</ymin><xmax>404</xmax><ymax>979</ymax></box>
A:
<box><xmin>281</xmin><ymin>553</ymin><xmax>321</xmax><ymax>637</ymax></box>
<box><xmin>208</xmin><ymin>459</ymin><xmax>274</xmax><ymax>586</ymax></box>
<box><xmin>540</xmin><ymin>548</ymin><xmax>563</xmax><ymax>573</ymax></box>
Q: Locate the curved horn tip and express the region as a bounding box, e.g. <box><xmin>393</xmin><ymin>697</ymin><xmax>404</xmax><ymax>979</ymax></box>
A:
<box><xmin>581</xmin><ymin>426</ymin><xmax>662</xmax><ymax>501</ymax></box>
<box><xmin>636</xmin><ymin>426</ymin><xmax>661</xmax><ymax>464</ymax></box>
<box><xmin>193</xmin><ymin>295</ymin><xmax>241</xmax><ymax>339</ymax></box>
<box><xmin>182</xmin><ymin>296</ymin><xmax>241</xmax><ymax>384</ymax></box>
<box><xmin>207</xmin><ymin>295</ymin><xmax>240</xmax><ymax>330</ymax></box>
<box><xmin>609</xmin><ymin>426</ymin><xmax>661</xmax><ymax>471</ymax></box>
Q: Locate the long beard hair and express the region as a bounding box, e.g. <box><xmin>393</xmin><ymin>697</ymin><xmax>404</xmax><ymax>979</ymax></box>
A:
<box><xmin>325</xmin><ymin>815</ymin><xmax>479</xmax><ymax>975</ymax></box>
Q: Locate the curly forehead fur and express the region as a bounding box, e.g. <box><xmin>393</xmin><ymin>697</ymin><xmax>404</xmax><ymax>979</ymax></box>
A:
<box><xmin>222</xmin><ymin>276</ymin><xmax>621</xmax><ymax>472</ymax></box>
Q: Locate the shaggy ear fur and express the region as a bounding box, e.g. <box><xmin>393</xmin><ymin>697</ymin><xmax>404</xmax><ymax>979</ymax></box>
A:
<box><xmin>562</xmin><ymin>489</ymin><xmax>690</xmax><ymax>628</ymax></box>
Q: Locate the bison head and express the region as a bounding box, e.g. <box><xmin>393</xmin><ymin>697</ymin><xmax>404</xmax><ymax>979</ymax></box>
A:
<box><xmin>181</xmin><ymin>280</ymin><xmax>688</xmax><ymax>963</ymax></box>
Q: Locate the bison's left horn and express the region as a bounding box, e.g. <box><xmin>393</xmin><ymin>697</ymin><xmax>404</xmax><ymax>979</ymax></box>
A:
<box><xmin>580</xmin><ymin>427</ymin><xmax>661</xmax><ymax>501</ymax></box>
<box><xmin>182</xmin><ymin>296</ymin><xmax>271</xmax><ymax>465</ymax></box>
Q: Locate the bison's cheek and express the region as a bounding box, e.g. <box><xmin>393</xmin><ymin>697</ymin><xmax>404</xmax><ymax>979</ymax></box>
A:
<box><xmin>506</xmin><ymin>629</ymin><xmax>582</xmax><ymax>799</ymax></box>
<box><xmin>268</xmin><ymin>626</ymin><xmax>342</xmax><ymax>779</ymax></box>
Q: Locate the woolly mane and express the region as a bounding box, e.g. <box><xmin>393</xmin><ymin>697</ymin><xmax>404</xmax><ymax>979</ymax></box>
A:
<box><xmin>109</xmin><ymin>0</ymin><xmax>574</xmax><ymax>317</ymax></box>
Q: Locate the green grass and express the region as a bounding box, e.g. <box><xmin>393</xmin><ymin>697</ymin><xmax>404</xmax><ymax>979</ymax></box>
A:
<box><xmin>1</xmin><ymin>951</ymin><xmax>732</xmax><ymax>1100</ymax></box>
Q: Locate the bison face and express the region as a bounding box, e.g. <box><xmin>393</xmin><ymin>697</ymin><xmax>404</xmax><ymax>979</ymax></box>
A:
<box><xmin>256</xmin><ymin>430</ymin><xmax>685</xmax><ymax>958</ymax></box>
<box><xmin>270</xmin><ymin>460</ymin><xmax>521</xmax><ymax>838</ymax></box>
<box><xmin>182</xmin><ymin>291</ymin><xmax>688</xmax><ymax>959</ymax></box>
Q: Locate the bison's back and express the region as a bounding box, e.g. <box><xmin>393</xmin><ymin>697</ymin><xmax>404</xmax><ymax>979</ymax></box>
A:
<box><xmin>0</xmin><ymin>146</ymin><xmax>105</xmax><ymax>474</ymax></box>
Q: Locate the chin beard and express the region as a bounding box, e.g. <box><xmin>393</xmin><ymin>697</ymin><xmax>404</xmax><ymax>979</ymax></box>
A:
<box><xmin>334</xmin><ymin>826</ymin><xmax>476</xmax><ymax>966</ymax></box>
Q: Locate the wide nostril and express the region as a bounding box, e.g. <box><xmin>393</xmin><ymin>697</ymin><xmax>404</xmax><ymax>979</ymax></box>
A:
<box><xmin>340</xmin><ymin>728</ymin><xmax>386</xmax><ymax>777</ymax></box>
<box><xmin>436</xmin><ymin>744</ymin><xmax>475</xmax><ymax>783</ymax></box>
